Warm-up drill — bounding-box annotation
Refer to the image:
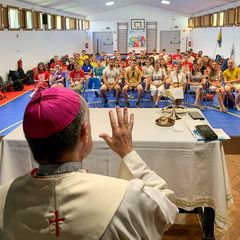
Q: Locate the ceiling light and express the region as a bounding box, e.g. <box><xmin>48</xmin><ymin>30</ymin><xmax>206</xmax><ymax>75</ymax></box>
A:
<box><xmin>161</xmin><ymin>0</ymin><xmax>170</xmax><ymax>5</ymax></box>
<box><xmin>105</xmin><ymin>1</ymin><xmax>115</xmax><ymax>6</ymax></box>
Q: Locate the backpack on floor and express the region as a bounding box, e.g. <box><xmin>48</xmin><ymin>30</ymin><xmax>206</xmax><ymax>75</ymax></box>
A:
<box><xmin>24</xmin><ymin>70</ymin><xmax>35</xmax><ymax>85</ymax></box>
<box><xmin>13</xmin><ymin>80</ymin><xmax>24</xmax><ymax>91</ymax></box>
<box><xmin>8</xmin><ymin>70</ymin><xmax>21</xmax><ymax>83</ymax></box>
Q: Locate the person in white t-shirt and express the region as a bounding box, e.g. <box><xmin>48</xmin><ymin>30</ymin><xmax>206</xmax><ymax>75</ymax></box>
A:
<box><xmin>142</xmin><ymin>59</ymin><xmax>154</xmax><ymax>92</ymax></box>
<box><xmin>150</xmin><ymin>61</ymin><xmax>167</xmax><ymax>108</ymax></box>
<box><xmin>101</xmin><ymin>58</ymin><xmax>121</xmax><ymax>107</ymax></box>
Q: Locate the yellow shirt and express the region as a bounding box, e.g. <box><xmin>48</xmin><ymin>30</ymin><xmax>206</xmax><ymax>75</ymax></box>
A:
<box><xmin>223</xmin><ymin>68</ymin><xmax>240</xmax><ymax>82</ymax></box>
<box><xmin>126</xmin><ymin>68</ymin><xmax>142</xmax><ymax>85</ymax></box>
<box><xmin>78</xmin><ymin>55</ymin><xmax>89</xmax><ymax>68</ymax></box>
<box><xmin>90</xmin><ymin>61</ymin><xmax>97</xmax><ymax>69</ymax></box>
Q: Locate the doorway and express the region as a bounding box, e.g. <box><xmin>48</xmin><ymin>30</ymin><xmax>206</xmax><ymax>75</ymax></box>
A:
<box><xmin>160</xmin><ymin>30</ymin><xmax>181</xmax><ymax>54</ymax></box>
<box><xmin>93</xmin><ymin>32</ymin><xmax>113</xmax><ymax>55</ymax></box>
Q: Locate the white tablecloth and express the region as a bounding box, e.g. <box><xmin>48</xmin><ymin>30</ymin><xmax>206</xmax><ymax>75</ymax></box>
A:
<box><xmin>0</xmin><ymin>108</ymin><xmax>233</xmax><ymax>229</ymax></box>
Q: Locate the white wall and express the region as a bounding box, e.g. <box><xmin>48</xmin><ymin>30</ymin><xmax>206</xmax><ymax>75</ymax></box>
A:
<box><xmin>191</xmin><ymin>1</ymin><xmax>240</xmax><ymax>64</ymax></box>
<box><xmin>87</xmin><ymin>4</ymin><xmax>189</xmax><ymax>54</ymax></box>
<box><xmin>0</xmin><ymin>0</ymin><xmax>86</xmax><ymax>80</ymax></box>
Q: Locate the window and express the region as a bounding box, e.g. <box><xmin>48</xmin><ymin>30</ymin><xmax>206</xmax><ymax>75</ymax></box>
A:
<box><xmin>218</xmin><ymin>11</ymin><xmax>225</xmax><ymax>26</ymax></box>
<box><xmin>33</xmin><ymin>11</ymin><xmax>43</xmax><ymax>30</ymax></box>
<box><xmin>194</xmin><ymin>17</ymin><xmax>202</xmax><ymax>28</ymax></box>
<box><xmin>236</xmin><ymin>7</ymin><xmax>240</xmax><ymax>25</ymax></box>
<box><xmin>26</xmin><ymin>10</ymin><xmax>33</xmax><ymax>29</ymax></box>
<box><xmin>83</xmin><ymin>20</ymin><xmax>90</xmax><ymax>30</ymax></box>
<box><xmin>146</xmin><ymin>22</ymin><xmax>157</xmax><ymax>53</ymax></box>
<box><xmin>20</xmin><ymin>9</ymin><xmax>33</xmax><ymax>30</ymax></box>
<box><xmin>117</xmin><ymin>22</ymin><xmax>128</xmax><ymax>53</ymax></box>
<box><xmin>225</xmin><ymin>8</ymin><xmax>235</xmax><ymax>26</ymax></box>
<box><xmin>8</xmin><ymin>6</ymin><xmax>19</xmax><ymax>29</ymax></box>
<box><xmin>69</xmin><ymin>18</ymin><xmax>76</xmax><ymax>30</ymax></box>
<box><xmin>61</xmin><ymin>16</ymin><xmax>66</xmax><ymax>30</ymax></box>
<box><xmin>66</xmin><ymin>17</ymin><xmax>70</xmax><ymax>30</ymax></box>
<box><xmin>203</xmin><ymin>14</ymin><xmax>211</xmax><ymax>27</ymax></box>
<box><xmin>47</xmin><ymin>14</ymin><xmax>52</xmax><ymax>30</ymax></box>
<box><xmin>79</xmin><ymin>19</ymin><xmax>83</xmax><ymax>30</ymax></box>
<box><xmin>212</xmin><ymin>13</ymin><xmax>218</xmax><ymax>27</ymax></box>
<box><xmin>188</xmin><ymin>18</ymin><xmax>194</xmax><ymax>28</ymax></box>
<box><xmin>0</xmin><ymin>5</ymin><xmax>3</xmax><ymax>30</ymax></box>
<box><xmin>56</xmin><ymin>15</ymin><xmax>61</xmax><ymax>30</ymax></box>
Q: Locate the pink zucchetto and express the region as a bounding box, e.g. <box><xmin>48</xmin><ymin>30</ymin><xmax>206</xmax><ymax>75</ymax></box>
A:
<box><xmin>23</xmin><ymin>88</ymin><xmax>80</xmax><ymax>139</ymax></box>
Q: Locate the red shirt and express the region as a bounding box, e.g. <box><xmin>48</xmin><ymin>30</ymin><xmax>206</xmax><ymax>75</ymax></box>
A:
<box><xmin>69</xmin><ymin>70</ymin><xmax>84</xmax><ymax>80</ymax></box>
<box><xmin>34</xmin><ymin>71</ymin><xmax>50</xmax><ymax>81</ymax></box>
<box><xmin>181</xmin><ymin>61</ymin><xmax>193</xmax><ymax>72</ymax></box>
<box><xmin>172</xmin><ymin>54</ymin><xmax>183</xmax><ymax>61</ymax></box>
<box><xmin>50</xmin><ymin>61</ymin><xmax>63</xmax><ymax>69</ymax></box>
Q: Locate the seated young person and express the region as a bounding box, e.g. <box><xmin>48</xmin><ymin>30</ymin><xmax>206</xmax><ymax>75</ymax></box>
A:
<box><xmin>67</xmin><ymin>57</ymin><xmax>75</xmax><ymax>72</ymax></box>
<box><xmin>166</xmin><ymin>55</ymin><xmax>174</xmax><ymax>74</ymax></box>
<box><xmin>30</xmin><ymin>62</ymin><xmax>50</xmax><ymax>98</ymax></box>
<box><xmin>150</xmin><ymin>61</ymin><xmax>166</xmax><ymax>108</ymax></box>
<box><xmin>150</xmin><ymin>49</ymin><xmax>159</xmax><ymax>62</ymax></box>
<box><xmin>90</xmin><ymin>55</ymin><xmax>97</xmax><ymax>69</ymax></box>
<box><xmin>172</xmin><ymin>49</ymin><xmax>182</xmax><ymax>64</ymax></box>
<box><xmin>123</xmin><ymin>60</ymin><xmax>143</xmax><ymax>108</ymax></box>
<box><xmin>188</xmin><ymin>63</ymin><xmax>204</xmax><ymax>110</ymax></box>
<box><xmin>69</xmin><ymin>64</ymin><xmax>84</xmax><ymax>93</ymax></box>
<box><xmin>82</xmin><ymin>58</ymin><xmax>93</xmax><ymax>86</ymax></box>
<box><xmin>168</xmin><ymin>63</ymin><xmax>187</xmax><ymax>105</ymax></box>
<box><xmin>50</xmin><ymin>55</ymin><xmax>63</xmax><ymax>70</ymax></box>
<box><xmin>50</xmin><ymin>65</ymin><xmax>65</xmax><ymax>88</ymax></box>
<box><xmin>101</xmin><ymin>58</ymin><xmax>121</xmax><ymax>107</ymax></box>
<box><xmin>93</xmin><ymin>60</ymin><xmax>105</xmax><ymax>81</ymax></box>
<box><xmin>181</xmin><ymin>54</ymin><xmax>193</xmax><ymax>75</ymax></box>
<box><xmin>208</xmin><ymin>61</ymin><xmax>227</xmax><ymax>112</ymax></box>
<box><xmin>142</xmin><ymin>59</ymin><xmax>154</xmax><ymax>92</ymax></box>
<box><xmin>223</xmin><ymin>59</ymin><xmax>240</xmax><ymax>111</ymax></box>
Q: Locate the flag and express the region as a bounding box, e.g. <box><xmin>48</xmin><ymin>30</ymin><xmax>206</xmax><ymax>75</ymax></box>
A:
<box><xmin>217</xmin><ymin>29</ymin><xmax>222</xmax><ymax>48</ymax></box>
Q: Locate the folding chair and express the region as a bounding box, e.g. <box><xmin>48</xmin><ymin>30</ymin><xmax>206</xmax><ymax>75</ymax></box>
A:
<box><xmin>83</xmin><ymin>77</ymin><xmax>101</xmax><ymax>103</ymax></box>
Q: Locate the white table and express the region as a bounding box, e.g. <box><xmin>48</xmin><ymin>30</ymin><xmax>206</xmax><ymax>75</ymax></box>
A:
<box><xmin>0</xmin><ymin>108</ymin><xmax>232</xmax><ymax>235</ymax></box>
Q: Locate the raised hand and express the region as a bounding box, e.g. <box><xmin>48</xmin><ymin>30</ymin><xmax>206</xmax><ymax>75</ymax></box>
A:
<box><xmin>99</xmin><ymin>107</ymin><xmax>134</xmax><ymax>158</ymax></box>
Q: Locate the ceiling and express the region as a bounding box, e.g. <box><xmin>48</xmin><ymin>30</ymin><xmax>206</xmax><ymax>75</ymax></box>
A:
<box><xmin>16</xmin><ymin>0</ymin><xmax>236</xmax><ymax>17</ymax></box>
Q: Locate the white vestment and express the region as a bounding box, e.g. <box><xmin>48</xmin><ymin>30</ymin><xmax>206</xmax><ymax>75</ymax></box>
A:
<box><xmin>0</xmin><ymin>151</ymin><xmax>178</xmax><ymax>240</ymax></box>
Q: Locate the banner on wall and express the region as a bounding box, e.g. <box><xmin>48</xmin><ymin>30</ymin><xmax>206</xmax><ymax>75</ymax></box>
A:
<box><xmin>128</xmin><ymin>30</ymin><xmax>146</xmax><ymax>48</ymax></box>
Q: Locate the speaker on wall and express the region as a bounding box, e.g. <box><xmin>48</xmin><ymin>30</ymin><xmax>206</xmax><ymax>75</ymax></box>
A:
<box><xmin>42</xmin><ymin>14</ymin><xmax>48</xmax><ymax>25</ymax></box>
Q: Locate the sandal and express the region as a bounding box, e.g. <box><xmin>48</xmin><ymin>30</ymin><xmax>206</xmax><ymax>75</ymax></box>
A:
<box><xmin>193</xmin><ymin>102</ymin><xmax>198</xmax><ymax>107</ymax></box>
<box><xmin>199</xmin><ymin>105</ymin><xmax>204</xmax><ymax>110</ymax></box>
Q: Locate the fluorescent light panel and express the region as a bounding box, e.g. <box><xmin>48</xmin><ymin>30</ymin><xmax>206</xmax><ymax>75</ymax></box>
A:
<box><xmin>161</xmin><ymin>0</ymin><xmax>170</xmax><ymax>5</ymax></box>
<box><xmin>105</xmin><ymin>1</ymin><xmax>115</xmax><ymax>6</ymax></box>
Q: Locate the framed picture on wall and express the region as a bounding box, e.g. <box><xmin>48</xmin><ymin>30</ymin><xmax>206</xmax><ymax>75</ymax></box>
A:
<box><xmin>131</xmin><ymin>19</ymin><xmax>145</xmax><ymax>30</ymax></box>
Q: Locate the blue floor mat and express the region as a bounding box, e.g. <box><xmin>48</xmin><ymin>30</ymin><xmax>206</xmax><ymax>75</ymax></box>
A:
<box><xmin>1</xmin><ymin>90</ymin><xmax>240</xmax><ymax>137</ymax></box>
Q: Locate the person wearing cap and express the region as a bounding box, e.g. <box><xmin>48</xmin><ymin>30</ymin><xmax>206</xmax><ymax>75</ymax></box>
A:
<box><xmin>0</xmin><ymin>87</ymin><xmax>178</xmax><ymax>240</ymax></box>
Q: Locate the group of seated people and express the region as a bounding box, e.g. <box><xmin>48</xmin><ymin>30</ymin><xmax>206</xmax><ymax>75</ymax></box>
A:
<box><xmin>31</xmin><ymin>48</ymin><xmax>240</xmax><ymax>112</ymax></box>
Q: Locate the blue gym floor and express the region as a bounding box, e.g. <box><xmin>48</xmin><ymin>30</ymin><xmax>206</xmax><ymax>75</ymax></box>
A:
<box><xmin>0</xmin><ymin>89</ymin><xmax>240</xmax><ymax>137</ymax></box>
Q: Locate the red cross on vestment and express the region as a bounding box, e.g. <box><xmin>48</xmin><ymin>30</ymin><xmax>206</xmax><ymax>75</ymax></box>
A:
<box><xmin>49</xmin><ymin>210</ymin><xmax>65</xmax><ymax>237</ymax></box>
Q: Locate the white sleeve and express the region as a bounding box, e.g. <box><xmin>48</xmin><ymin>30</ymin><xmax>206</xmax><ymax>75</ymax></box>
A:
<box><xmin>101</xmin><ymin>179</ymin><xmax>178</xmax><ymax>240</ymax></box>
<box><xmin>119</xmin><ymin>150</ymin><xmax>176</xmax><ymax>201</ymax></box>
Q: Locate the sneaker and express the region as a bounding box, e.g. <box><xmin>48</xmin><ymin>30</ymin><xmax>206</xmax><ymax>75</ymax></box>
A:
<box><xmin>125</xmin><ymin>102</ymin><xmax>130</xmax><ymax>108</ymax></box>
<box><xmin>136</xmin><ymin>102</ymin><xmax>141</xmax><ymax>108</ymax></box>
<box><xmin>95</xmin><ymin>91</ymin><xmax>99</xmax><ymax>97</ymax></box>
<box><xmin>103</xmin><ymin>99</ymin><xmax>108</xmax><ymax>107</ymax></box>
<box><xmin>29</xmin><ymin>92</ymin><xmax>35</xmax><ymax>98</ymax></box>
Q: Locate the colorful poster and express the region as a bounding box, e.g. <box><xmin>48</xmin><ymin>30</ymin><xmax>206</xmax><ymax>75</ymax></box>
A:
<box><xmin>128</xmin><ymin>30</ymin><xmax>146</xmax><ymax>48</ymax></box>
